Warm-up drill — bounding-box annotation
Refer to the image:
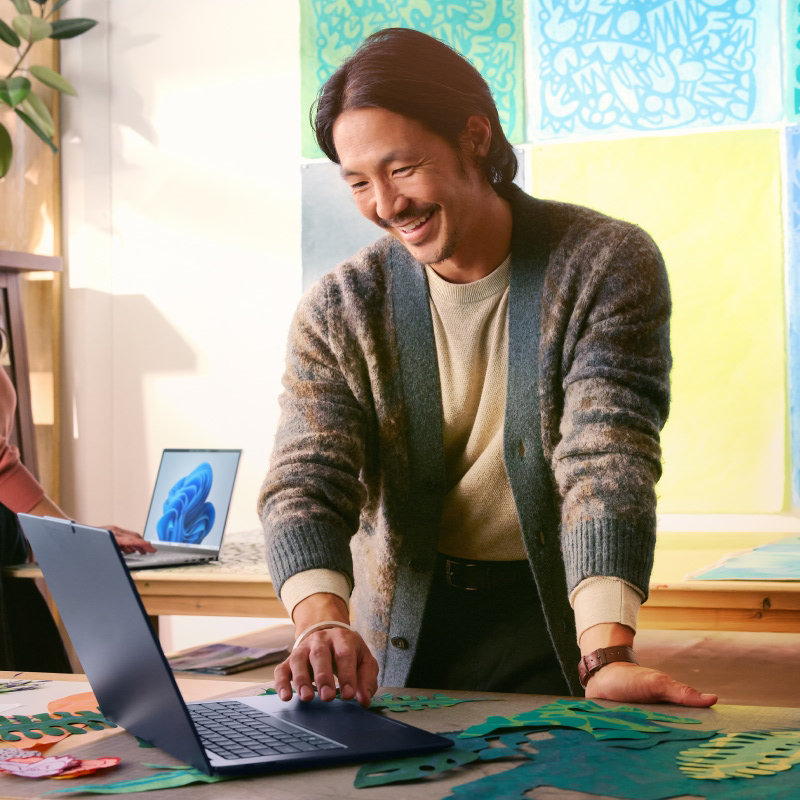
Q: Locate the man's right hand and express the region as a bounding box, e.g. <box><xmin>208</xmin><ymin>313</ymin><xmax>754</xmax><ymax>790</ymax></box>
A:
<box><xmin>273</xmin><ymin>593</ymin><xmax>379</xmax><ymax>708</ymax></box>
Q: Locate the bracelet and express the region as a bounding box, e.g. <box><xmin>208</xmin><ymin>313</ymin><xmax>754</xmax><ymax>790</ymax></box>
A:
<box><xmin>578</xmin><ymin>645</ymin><xmax>638</xmax><ymax>688</ymax></box>
<box><xmin>292</xmin><ymin>620</ymin><xmax>355</xmax><ymax>650</ymax></box>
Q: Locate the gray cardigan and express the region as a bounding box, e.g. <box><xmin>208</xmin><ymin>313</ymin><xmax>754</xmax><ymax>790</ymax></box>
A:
<box><xmin>259</xmin><ymin>186</ymin><xmax>671</xmax><ymax>695</ymax></box>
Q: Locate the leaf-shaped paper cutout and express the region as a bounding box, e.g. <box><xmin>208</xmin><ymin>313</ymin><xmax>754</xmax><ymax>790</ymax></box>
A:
<box><xmin>0</xmin><ymin>754</ymin><xmax>80</xmax><ymax>778</ymax></box>
<box><xmin>370</xmin><ymin>693</ymin><xmax>491</xmax><ymax>712</ymax></box>
<box><xmin>677</xmin><ymin>731</ymin><xmax>800</xmax><ymax>780</ymax></box>
<box><xmin>355</xmin><ymin>748</ymin><xmax>479</xmax><ymax>788</ymax></box>
<box><xmin>0</xmin><ymin>710</ymin><xmax>116</xmax><ymax>742</ymax></box>
<box><xmin>45</xmin><ymin>765</ymin><xmax>227</xmax><ymax>794</ymax></box>
<box><xmin>51</xmin><ymin>757</ymin><xmax>121</xmax><ymax>780</ymax></box>
<box><xmin>459</xmin><ymin>699</ymin><xmax>701</xmax><ymax>740</ymax></box>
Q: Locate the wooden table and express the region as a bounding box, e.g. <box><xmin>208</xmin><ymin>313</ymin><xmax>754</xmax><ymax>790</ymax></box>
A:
<box><xmin>0</xmin><ymin>670</ymin><xmax>798</xmax><ymax>800</ymax></box>
<box><xmin>7</xmin><ymin>529</ymin><xmax>800</xmax><ymax>633</ymax></box>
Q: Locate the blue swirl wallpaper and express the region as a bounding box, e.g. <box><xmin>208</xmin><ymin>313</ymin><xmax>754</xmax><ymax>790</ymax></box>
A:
<box><xmin>156</xmin><ymin>462</ymin><xmax>217</xmax><ymax>545</ymax></box>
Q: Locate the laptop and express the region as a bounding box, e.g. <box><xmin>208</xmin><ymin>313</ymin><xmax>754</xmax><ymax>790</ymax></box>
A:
<box><xmin>20</xmin><ymin>515</ymin><xmax>453</xmax><ymax>776</ymax></box>
<box><xmin>123</xmin><ymin>448</ymin><xmax>241</xmax><ymax>569</ymax></box>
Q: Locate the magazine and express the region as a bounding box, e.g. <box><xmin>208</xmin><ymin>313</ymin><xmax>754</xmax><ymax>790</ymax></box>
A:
<box><xmin>167</xmin><ymin>643</ymin><xmax>288</xmax><ymax>675</ymax></box>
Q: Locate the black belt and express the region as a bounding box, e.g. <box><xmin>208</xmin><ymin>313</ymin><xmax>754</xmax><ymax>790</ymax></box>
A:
<box><xmin>439</xmin><ymin>555</ymin><xmax>533</xmax><ymax>592</ymax></box>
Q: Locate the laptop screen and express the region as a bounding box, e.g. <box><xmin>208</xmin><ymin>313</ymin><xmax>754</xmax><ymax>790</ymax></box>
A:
<box><xmin>142</xmin><ymin>449</ymin><xmax>241</xmax><ymax>553</ymax></box>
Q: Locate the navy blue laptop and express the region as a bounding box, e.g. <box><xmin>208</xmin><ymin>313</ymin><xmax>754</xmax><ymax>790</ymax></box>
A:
<box><xmin>20</xmin><ymin>514</ymin><xmax>452</xmax><ymax>776</ymax></box>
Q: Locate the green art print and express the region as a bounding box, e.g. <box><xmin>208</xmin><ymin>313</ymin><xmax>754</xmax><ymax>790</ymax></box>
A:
<box><xmin>300</xmin><ymin>0</ymin><xmax>524</xmax><ymax>158</ymax></box>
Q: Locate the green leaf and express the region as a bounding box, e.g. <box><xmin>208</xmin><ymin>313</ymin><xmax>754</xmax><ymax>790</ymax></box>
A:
<box><xmin>0</xmin><ymin>18</ymin><xmax>21</xmax><ymax>47</ymax></box>
<box><xmin>52</xmin><ymin>0</ymin><xmax>71</xmax><ymax>12</ymax></box>
<box><xmin>31</xmin><ymin>0</ymin><xmax>48</xmax><ymax>5</ymax></box>
<box><xmin>10</xmin><ymin>0</ymin><xmax>30</xmax><ymax>15</ymax></box>
<box><xmin>0</xmin><ymin>76</ymin><xmax>31</xmax><ymax>108</ymax></box>
<box><xmin>49</xmin><ymin>17</ymin><xmax>96</xmax><ymax>39</ymax></box>
<box><xmin>29</xmin><ymin>64</ymin><xmax>76</xmax><ymax>96</ymax></box>
<box><xmin>19</xmin><ymin>92</ymin><xmax>54</xmax><ymax>138</ymax></box>
<box><xmin>0</xmin><ymin>123</ymin><xmax>12</xmax><ymax>179</ymax></box>
<box><xmin>14</xmin><ymin>107</ymin><xmax>57</xmax><ymax>153</ymax></box>
<box><xmin>12</xmin><ymin>14</ymin><xmax>52</xmax><ymax>42</ymax></box>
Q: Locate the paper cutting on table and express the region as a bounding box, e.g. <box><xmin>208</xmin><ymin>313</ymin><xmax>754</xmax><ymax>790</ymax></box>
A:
<box><xmin>0</xmin><ymin>679</ymin><xmax>48</xmax><ymax>693</ymax></box>
<box><xmin>0</xmin><ymin>754</ymin><xmax>80</xmax><ymax>778</ymax></box>
<box><xmin>677</xmin><ymin>731</ymin><xmax>800</xmax><ymax>780</ymax></box>
<box><xmin>370</xmin><ymin>694</ymin><xmax>492</xmax><ymax>712</ymax></box>
<box><xmin>0</xmin><ymin>710</ymin><xmax>116</xmax><ymax>744</ymax></box>
<box><xmin>45</xmin><ymin>763</ymin><xmax>228</xmax><ymax>794</ymax></box>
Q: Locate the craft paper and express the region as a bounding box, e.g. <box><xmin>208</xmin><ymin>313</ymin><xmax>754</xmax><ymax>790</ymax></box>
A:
<box><xmin>300</xmin><ymin>0</ymin><xmax>525</xmax><ymax>157</ymax></box>
<box><xmin>0</xmin><ymin>679</ymin><xmax>48</xmax><ymax>694</ymax></box>
<box><xmin>0</xmin><ymin>711</ymin><xmax>116</xmax><ymax>744</ymax></box>
<box><xmin>354</xmin><ymin>747</ymin><xmax>479</xmax><ymax>788</ymax></box>
<box><xmin>0</xmin><ymin>755</ymin><xmax>80</xmax><ymax>778</ymax></box>
<box><xmin>531</xmin><ymin>129</ymin><xmax>785</xmax><ymax>513</ymax></box>
<box><xmin>449</xmin><ymin>728</ymin><xmax>800</xmax><ymax>800</ymax></box>
<box><xmin>528</xmin><ymin>0</ymin><xmax>782</xmax><ymax>139</ymax></box>
<box><xmin>45</xmin><ymin>764</ymin><xmax>227</xmax><ymax>794</ymax></box>
<box><xmin>51</xmin><ymin>757</ymin><xmax>121</xmax><ymax>780</ymax></box>
<box><xmin>370</xmin><ymin>693</ymin><xmax>491</xmax><ymax>713</ymax></box>
<box><xmin>678</xmin><ymin>731</ymin><xmax>800</xmax><ymax>780</ymax></box>
<box><xmin>688</xmin><ymin>535</ymin><xmax>800</xmax><ymax>580</ymax></box>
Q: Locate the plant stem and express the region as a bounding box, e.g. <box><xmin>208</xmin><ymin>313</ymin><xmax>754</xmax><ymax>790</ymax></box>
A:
<box><xmin>4</xmin><ymin>1</ymin><xmax>47</xmax><ymax>80</ymax></box>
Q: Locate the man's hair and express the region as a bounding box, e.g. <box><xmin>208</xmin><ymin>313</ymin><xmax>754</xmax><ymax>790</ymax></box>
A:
<box><xmin>312</xmin><ymin>27</ymin><xmax>517</xmax><ymax>197</ymax></box>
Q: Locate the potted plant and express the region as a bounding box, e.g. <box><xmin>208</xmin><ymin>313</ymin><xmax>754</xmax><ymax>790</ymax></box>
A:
<box><xmin>0</xmin><ymin>0</ymin><xmax>96</xmax><ymax>178</ymax></box>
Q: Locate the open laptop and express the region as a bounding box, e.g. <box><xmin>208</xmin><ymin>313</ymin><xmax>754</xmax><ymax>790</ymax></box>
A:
<box><xmin>20</xmin><ymin>514</ymin><xmax>452</xmax><ymax>776</ymax></box>
<box><xmin>123</xmin><ymin>448</ymin><xmax>241</xmax><ymax>569</ymax></box>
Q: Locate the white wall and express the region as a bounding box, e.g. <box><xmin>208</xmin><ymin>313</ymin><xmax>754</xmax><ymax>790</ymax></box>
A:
<box><xmin>59</xmin><ymin>0</ymin><xmax>301</xmax><ymax>540</ymax></box>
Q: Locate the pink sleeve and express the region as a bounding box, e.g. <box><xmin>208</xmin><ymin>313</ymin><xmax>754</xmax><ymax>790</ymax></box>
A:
<box><xmin>0</xmin><ymin>368</ymin><xmax>45</xmax><ymax>513</ymax></box>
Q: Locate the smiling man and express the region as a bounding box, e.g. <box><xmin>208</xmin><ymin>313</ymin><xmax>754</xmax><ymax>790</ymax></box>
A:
<box><xmin>258</xmin><ymin>28</ymin><xmax>717</xmax><ymax>709</ymax></box>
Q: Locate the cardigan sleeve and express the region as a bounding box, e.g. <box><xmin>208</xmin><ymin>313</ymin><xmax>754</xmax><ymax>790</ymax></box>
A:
<box><xmin>258</xmin><ymin>278</ymin><xmax>368</xmax><ymax>597</ymax></box>
<box><xmin>553</xmin><ymin>222</ymin><xmax>671</xmax><ymax>599</ymax></box>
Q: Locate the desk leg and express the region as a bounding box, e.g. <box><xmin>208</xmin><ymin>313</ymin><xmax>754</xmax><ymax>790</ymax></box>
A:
<box><xmin>148</xmin><ymin>615</ymin><xmax>160</xmax><ymax>636</ymax></box>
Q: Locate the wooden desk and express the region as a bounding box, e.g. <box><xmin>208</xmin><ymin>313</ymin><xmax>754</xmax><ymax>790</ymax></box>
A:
<box><xmin>1</xmin><ymin>671</ymin><xmax>799</xmax><ymax>800</ymax></box>
<box><xmin>7</xmin><ymin>530</ymin><xmax>800</xmax><ymax>633</ymax></box>
<box><xmin>642</xmin><ymin>531</ymin><xmax>800</xmax><ymax>633</ymax></box>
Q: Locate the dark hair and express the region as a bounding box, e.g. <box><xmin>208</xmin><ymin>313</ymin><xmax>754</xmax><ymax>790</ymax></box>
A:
<box><xmin>312</xmin><ymin>27</ymin><xmax>517</xmax><ymax>197</ymax></box>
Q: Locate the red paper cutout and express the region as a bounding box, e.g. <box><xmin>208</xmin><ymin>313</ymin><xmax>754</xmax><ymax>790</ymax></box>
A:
<box><xmin>51</xmin><ymin>756</ymin><xmax>121</xmax><ymax>779</ymax></box>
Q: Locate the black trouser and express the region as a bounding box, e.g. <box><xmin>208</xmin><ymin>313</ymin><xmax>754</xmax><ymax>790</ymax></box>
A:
<box><xmin>406</xmin><ymin>554</ymin><xmax>568</xmax><ymax>695</ymax></box>
<box><xmin>0</xmin><ymin>502</ymin><xmax>71</xmax><ymax>671</ymax></box>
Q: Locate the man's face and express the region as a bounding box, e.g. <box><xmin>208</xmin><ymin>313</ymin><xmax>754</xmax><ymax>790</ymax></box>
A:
<box><xmin>332</xmin><ymin>107</ymin><xmax>494</xmax><ymax>275</ymax></box>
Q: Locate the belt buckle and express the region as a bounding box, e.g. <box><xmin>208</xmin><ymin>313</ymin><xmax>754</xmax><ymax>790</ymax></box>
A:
<box><xmin>445</xmin><ymin>559</ymin><xmax>482</xmax><ymax>591</ymax></box>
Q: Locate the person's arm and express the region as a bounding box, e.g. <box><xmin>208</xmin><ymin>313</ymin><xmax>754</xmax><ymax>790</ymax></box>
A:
<box><xmin>259</xmin><ymin>278</ymin><xmax>378</xmax><ymax>706</ymax></box>
<box><xmin>27</xmin><ymin>495</ymin><xmax>155</xmax><ymax>554</ymax></box>
<box><xmin>554</xmin><ymin>222</ymin><xmax>715</xmax><ymax>706</ymax></box>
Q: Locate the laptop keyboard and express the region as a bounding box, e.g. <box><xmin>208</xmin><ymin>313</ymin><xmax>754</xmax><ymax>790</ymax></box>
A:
<box><xmin>124</xmin><ymin>551</ymin><xmax>210</xmax><ymax>567</ymax></box>
<box><xmin>189</xmin><ymin>700</ymin><xmax>345</xmax><ymax>761</ymax></box>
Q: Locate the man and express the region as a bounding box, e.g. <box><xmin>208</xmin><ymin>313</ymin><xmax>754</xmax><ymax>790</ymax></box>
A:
<box><xmin>259</xmin><ymin>28</ymin><xmax>716</xmax><ymax>709</ymax></box>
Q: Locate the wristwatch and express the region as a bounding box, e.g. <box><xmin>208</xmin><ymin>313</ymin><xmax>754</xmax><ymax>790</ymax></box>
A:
<box><xmin>578</xmin><ymin>645</ymin><xmax>638</xmax><ymax>688</ymax></box>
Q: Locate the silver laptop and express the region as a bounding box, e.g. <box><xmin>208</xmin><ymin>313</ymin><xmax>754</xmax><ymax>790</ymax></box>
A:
<box><xmin>20</xmin><ymin>515</ymin><xmax>452</xmax><ymax>776</ymax></box>
<box><xmin>123</xmin><ymin>448</ymin><xmax>241</xmax><ymax>569</ymax></box>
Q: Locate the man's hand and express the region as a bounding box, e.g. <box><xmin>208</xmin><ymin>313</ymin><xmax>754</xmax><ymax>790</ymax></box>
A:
<box><xmin>580</xmin><ymin>622</ymin><xmax>717</xmax><ymax>707</ymax></box>
<box><xmin>274</xmin><ymin>593</ymin><xmax>379</xmax><ymax>708</ymax></box>
<box><xmin>106</xmin><ymin>526</ymin><xmax>156</xmax><ymax>555</ymax></box>
<box><xmin>584</xmin><ymin>661</ymin><xmax>717</xmax><ymax>707</ymax></box>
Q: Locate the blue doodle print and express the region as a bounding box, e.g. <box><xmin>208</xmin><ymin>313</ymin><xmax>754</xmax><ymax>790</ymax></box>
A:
<box><xmin>532</xmin><ymin>0</ymin><xmax>762</xmax><ymax>136</ymax></box>
<box><xmin>302</xmin><ymin>0</ymin><xmax>524</xmax><ymax>155</ymax></box>
<box><xmin>156</xmin><ymin>463</ymin><xmax>216</xmax><ymax>545</ymax></box>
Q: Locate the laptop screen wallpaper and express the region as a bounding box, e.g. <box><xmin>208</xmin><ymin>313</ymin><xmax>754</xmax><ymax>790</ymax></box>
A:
<box><xmin>143</xmin><ymin>450</ymin><xmax>240</xmax><ymax>549</ymax></box>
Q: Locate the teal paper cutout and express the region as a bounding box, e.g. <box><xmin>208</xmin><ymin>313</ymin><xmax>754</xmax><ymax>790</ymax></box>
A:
<box><xmin>677</xmin><ymin>730</ymin><xmax>800</xmax><ymax>780</ymax></box>
<box><xmin>45</xmin><ymin>764</ymin><xmax>227</xmax><ymax>794</ymax></box>
<box><xmin>0</xmin><ymin>710</ymin><xmax>117</xmax><ymax>741</ymax></box>
<box><xmin>449</xmin><ymin>729</ymin><xmax>800</xmax><ymax>800</ymax></box>
<box><xmin>354</xmin><ymin>747</ymin><xmax>479</xmax><ymax>788</ymax></box>
<box><xmin>369</xmin><ymin>693</ymin><xmax>490</xmax><ymax>712</ymax></box>
<box><xmin>459</xmin><ymin>698</ymin><xmax>701</xmax><ymax>740</ymax></box>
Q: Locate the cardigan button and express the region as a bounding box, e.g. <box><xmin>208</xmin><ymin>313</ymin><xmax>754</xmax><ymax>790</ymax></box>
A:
<box><xmin>390</xmin><ymin>636</ymin><xmax>409</xmax><ymax>650</ymax></box>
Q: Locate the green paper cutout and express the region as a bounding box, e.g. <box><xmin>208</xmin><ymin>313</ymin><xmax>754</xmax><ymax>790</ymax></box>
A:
<box><xmin>45</xmin><ymin>764</ymin><xmax>227</xmax><ymax>794</ymax></box>
<box><xmin>0</xmin><ymin>710</ymin><xmax>117</xmax><ymax>741</ymax></box>
<box><xmin>459</xmin><ymin>699</ymin><xmax>701</xmax><ymax>740</ymax></box>
<box><xmin>677</xmin><ymin>730</ymin><xmax>800</xmax><ymax>780</ymax></box>
<box><xmin>354</xmin><ymin>748</ymin><xmax>479</xmax><ymax>787</ymax></box>
<box><xmin>370</xmin><ymin>693</ymin><xmax>490</xmax><ymax>712</ymax></box>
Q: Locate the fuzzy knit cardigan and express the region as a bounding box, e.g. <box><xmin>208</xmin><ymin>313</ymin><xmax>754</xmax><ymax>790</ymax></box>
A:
<box><xmin>259</xmin><ymin>185</ymin><xmax>671</xmax><ymax>695</ymax></box>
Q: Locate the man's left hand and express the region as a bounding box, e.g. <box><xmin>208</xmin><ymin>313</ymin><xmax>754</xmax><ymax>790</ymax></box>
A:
<box><xmin>584</xmin><ymin>661</ymin><xmax>717</xmax><ymax>707</ymax></box>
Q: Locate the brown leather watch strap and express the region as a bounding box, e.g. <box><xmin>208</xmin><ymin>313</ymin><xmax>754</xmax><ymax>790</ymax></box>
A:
<box><xmin>578</xmin><ymin>645</ymin><xmax>638</xmax><ymax>688</ymax></box>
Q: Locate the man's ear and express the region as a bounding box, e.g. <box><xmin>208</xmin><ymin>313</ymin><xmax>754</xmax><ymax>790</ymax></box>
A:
<box><xmin>460</xmin><ymin>115</ymin><xmax>492</xmax><ymax>159</ymax></box>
